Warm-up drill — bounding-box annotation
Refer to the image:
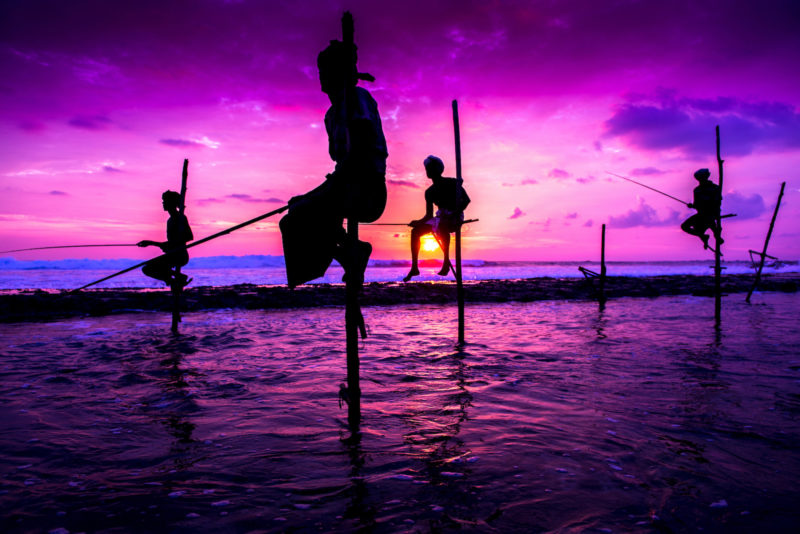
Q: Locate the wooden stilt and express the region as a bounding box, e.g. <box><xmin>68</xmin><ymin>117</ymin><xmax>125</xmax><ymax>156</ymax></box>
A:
<box><xmin>714</xmin><ymin>126</ymin><xmax>724</xmax><ymax>327</ymax></box>
<box><xmin>342</xmin><ymin>11</ymin><xmax>360</xmax><ymax>430</ymax></box>
<box><xmin>599</xmin><ymin>224</ymin><xmax>607</xmax><ymax>308</ymax></box>
<box><xmin>452</xmin><ymin>100</ymin><xmax>465</xmax><ymax>345</ymax></box>
<box><xmin>171</xmin><ymin>159</ymin><xmax>189</xmax><ymax>334</ymax></box>
<box><xmin>746</xmin><ymin>182</ymin><xmax>786</xmax><ymax>303</ymax></box>
<box><xmin>345</xmin><ymin>218</ymin><xmax>361</xmax><ymax>429</ymax></box>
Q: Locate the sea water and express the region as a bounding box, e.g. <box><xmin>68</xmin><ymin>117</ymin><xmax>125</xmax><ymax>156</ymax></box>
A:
<box><xmin>1</xmin><ymin>293</ymin><xmax>798</xmax><ymax>532</ymax></box>
<box><xmin>0</xmin><ymin>256</ymin><xmax>797</xmax><ymax>290</ymax></box>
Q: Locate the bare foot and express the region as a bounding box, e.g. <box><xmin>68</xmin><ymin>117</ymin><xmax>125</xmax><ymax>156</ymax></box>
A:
<box><xmin>403</xmin><ymin>267</ymin><xmax>420</xmax><ymax>282</ymax></box>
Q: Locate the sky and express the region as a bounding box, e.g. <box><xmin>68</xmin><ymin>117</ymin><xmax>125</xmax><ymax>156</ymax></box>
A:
<box><xmin>1</xmin><ymin>0</ymin><xmax>799</xmax><ymax>262</ymax></box>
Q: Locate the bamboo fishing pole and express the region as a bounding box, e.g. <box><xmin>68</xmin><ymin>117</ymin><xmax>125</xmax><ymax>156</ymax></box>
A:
<box><xmin>606</xmin><ymin>171</ymin><xmax>690</xmax><ymax>205</ymax></box>
<box><xmin>360</xmin><ymin>219</ymin><xmax>479</xmax><ymax>227</ymax></box>
<box><xmin>71</xmin><ymin>204</ymin><xmax>288</xmax><ymax>292</ymax></box>
<box><xmin>1</xmin><ymin>244</ymin><xmax>137</xmax><ymax>254</ymax></box>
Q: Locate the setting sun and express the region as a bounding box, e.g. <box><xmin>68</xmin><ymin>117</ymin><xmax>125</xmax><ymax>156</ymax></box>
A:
<box><xmin>420</xmin><ymin>234</ymin><xmax>441</xmax><ymax>253</ymax></box>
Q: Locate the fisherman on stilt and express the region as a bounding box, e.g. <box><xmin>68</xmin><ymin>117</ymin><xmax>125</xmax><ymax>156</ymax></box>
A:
<box><xmin>403</xmin><ymin>155</ymin><xmax>470</xmax><ymax>282</ymax></box>
<box><xmin>279</xmin><ymin>37</ymin><xmax>387</xmax><ymax>288</ymax></box>
<box><xmin>681</xmin><ymin>168</ymin><xmax>722</xmax><ymax>252</ymax></box>
<box><xmin>138</xmin><ymin>190</ymin><xmax>193</xmax><ymax>287</ymax></box>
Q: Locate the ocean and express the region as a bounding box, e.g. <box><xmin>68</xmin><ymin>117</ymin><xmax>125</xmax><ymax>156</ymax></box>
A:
<box><xmin>0</xmin><ymin>256</ymin><xmax>797</xmax><ymax>290</ymax></box>
<box><xmin>1</xmin><ymin>293</ymin><xmax>799</xmax><ymax>532</ymax></box>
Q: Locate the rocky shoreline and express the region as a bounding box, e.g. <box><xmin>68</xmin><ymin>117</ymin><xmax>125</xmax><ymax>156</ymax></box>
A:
<box><xmin>1</xmin><ymin>273</ymin><xmax>798</xmax><ymax>323</ymax></box>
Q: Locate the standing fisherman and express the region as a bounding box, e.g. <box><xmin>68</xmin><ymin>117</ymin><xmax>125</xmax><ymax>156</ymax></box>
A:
<box><xmin>138</xmin><ymin>190</ymin><xmax>193</xmax><ymax>287</ymax></box>
<box><xmin>403</xmin><ymin>155</ymin><xmax>470</xmax><ymax>282</ymax></box>
<box><xmin>680</xmin><ymin>168</ymin><xmax>722</xmax><ymax>251</ymax></box>
<box><xmin>279</xmin><ymin>37</ymin><xmax>388</xmax><ymax>288</ymax></box>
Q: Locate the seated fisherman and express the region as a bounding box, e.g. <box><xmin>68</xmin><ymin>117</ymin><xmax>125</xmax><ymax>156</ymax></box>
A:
<box><xmin>680</xmin><ymin>168</ymin><xmax>722</xmax><ymax>251</ymax></box>
<box><xmin>403</xmin><ymin>155</ymin><xmax>470</xmax><ymax>282</ymax></box>
<box><xmin>279</xmin><ymin>38</ymin><xmax>388</xmax><ymax>289</ymax></box>
<box><xmin>137</xmin><ymin>190</ymin><xmax>193</xmax><ymax>288</ymax></box>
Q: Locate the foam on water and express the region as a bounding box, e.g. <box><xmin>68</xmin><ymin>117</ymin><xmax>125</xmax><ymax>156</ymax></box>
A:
<box><xmin>1</xmin><ymin>293</ymin><xmax>799</xmax><ymax>531</ymax></box>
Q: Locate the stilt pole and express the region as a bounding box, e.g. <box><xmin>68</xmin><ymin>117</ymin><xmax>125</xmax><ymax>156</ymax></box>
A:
<box><xmin>452</xmin><ymin>100</ymin><xmax>465</xmax><ymax>345</ymax></box>
<box><xmin>342</xmin><ymin>11</ymin><xmax>361</xmax><ymax>429</ymax></box>
<box><xmin>171</xmin><ymin>159</ymin><xmax>188</xmax><ymax>334</ymax></box>
<box><xmin>746</xmin><ymin>182</ymin><xmax>786</xmax><ymax>303</ymax></box>
<box><xmin>599</xmin><ymin>224</ymin><xmax>607</xmax><ymax>307</ymax></box>
<box><xmin>714</xmin><ymin>126</ymin><xmax>724</xmax><ymax>326</ymax></box>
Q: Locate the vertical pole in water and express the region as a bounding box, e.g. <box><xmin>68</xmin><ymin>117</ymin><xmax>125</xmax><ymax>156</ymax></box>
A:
<box><xmin>452</xmin><ymin>100</ymin><xmax>465</xmax><ymax>345</ymax></box>
<box><xmin>714</xmin><ymin>126</ymin><xmax>724</xmax><ymax>327</ymax></box>
<box><xmin>747</xmin><ymin>181</ymin><xmax>786</xmax><ymax>303</ymax></box>
<box><xmin>342</xmin><ymin>11</ymin><xmax>360</xmax><ymax>429</ymax></box>
<box><xmin>172</xmin><ymin>158</ymin><xmax>188</xmax><ymax>334</ymax></box>
<box><xmin>599</xmin><ymin>223</ymin><xmax>607</xmax><ymax>307</ymax></box>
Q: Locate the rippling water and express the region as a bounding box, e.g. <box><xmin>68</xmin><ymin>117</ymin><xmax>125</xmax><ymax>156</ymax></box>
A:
<box><xmin>2</xmin><ymin>294</ymin><xmax>799</xmax><ymax>532</ymax></box>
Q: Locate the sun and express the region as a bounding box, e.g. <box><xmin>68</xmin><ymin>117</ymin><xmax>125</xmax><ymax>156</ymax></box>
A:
<box><xmin>421</xmin><ymin>233</ymin><xmax>440</xmax><ymax>252</ymax></box>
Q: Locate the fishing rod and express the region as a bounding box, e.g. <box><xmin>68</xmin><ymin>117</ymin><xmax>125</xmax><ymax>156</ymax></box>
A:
<box><xmin>71</xmin><ymin>204</ymin><xmax>289</xmax><ymax>292</ymax></box>
<box><xmin>1</xmin><ymin>244</ymin><xmax>137</xmax><ymax>254</ymax></box>
<box><xmin>361</xmin><ymin>218</ymin><xmax>479</xmax><ymax>227</ymax></box>
<box><xmin>606</xmin><ymin>171</ymin><xmax>689</xmax><ymax>205</ymax></box>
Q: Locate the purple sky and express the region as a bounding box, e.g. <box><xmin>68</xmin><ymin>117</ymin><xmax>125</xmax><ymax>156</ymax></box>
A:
<box><xmin>1</xmin><ymin>0</ymin><xmax>798</xmax><ymax>261</ymax></box>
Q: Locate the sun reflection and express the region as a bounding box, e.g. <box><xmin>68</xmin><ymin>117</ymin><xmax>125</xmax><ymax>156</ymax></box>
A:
<box><xmin>421</xmin><ymin>233</ymin><xmax>440</xmax><ymax>252</ymax></box>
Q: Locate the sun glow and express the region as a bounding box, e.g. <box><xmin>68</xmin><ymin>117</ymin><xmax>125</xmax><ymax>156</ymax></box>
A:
<box><xmin>421</xmin><ymin>233</ymin><xmax>440</xmax><ymax>252</ymax></box>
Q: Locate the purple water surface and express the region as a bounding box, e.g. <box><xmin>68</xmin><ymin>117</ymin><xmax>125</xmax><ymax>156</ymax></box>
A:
<box><xmin>1</xmin><ymin>293</ymin><xmax>799</xmax><ymax>532</ymax></box>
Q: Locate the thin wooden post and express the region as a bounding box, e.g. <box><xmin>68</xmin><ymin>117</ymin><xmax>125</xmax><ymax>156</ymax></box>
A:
<box><xmin>171</xmin><ymin>158</ymin><xmax>188</xmax><ymax>333</ymax></box>
<box><xmin>342</xmin><ymin>11</ymin><xmax>360</xmax><ymax>429</ymax></box>
<box><xmin>599</xmin><ymin>223</ymin><xmax>607</xmax><ymax>307</ymax></box>
<box><xmin>714</xmin><ymin>126</ymin><xmax>724</xmax><ymax>326</ymax></box>
<box><xmin>452</xmin><ymin>100</ymin><xmax>465</xmax><ymax>345</ymax></box>
<box><xmin>747</xmin><ymin>182</ymin><xmax>786</xmax><ymax>303</ymax></box>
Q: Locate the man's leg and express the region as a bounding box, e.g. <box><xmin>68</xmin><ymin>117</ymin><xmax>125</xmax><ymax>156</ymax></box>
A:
<box><xmin>403</xmin><ymin>224</ymin><xmax>432</xmax><ymax>282</ymax></box>
<box><xmin>142</xmin><ymin>256</ymin><xmax>173</xmax><ymax>285</ymax></box>
<box><xmin>437</xmin><ymin>231</ymin><xmax>452</xmax><ymax>276</ymax></box>
<box><xmin>681</xmin><ymin>214</ymin><xmax>710</xmax><ymax>247</ymax></box>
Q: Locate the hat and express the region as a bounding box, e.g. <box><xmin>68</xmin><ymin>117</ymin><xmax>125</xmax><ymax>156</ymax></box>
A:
<box><xmin>694</xmin><ymin>168</ymin><xmax>711</xmax><ymax>180</ymax></box>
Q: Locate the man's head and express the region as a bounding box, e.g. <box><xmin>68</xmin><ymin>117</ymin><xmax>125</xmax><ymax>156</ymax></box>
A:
<box><xmin>317</xmin><ymin>40</ymin><xmax>358</xmax><ymax>95</ymax></box>
<box><xmin>424</xmin><ymin>155</ymin><xmax>445</xmax><ymax>179</ymax></box>
<box><xmin>694</xmin><ymin>168</ymin><xmax>711</xmax><ymax>182</ymax></box>
<box><xmin>162</xmin><ymin>190</ymin><xmax>181</xmax><ymax>211</ymax></box>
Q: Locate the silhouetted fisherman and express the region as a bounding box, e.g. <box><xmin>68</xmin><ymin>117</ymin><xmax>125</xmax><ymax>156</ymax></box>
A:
<box><xmin>403</xmin><ymin>155</ymin><xmax>470</xmax><ymax>282</ymax></box>
<box><xmin>680</xmin><ymin>168</ymin><xmax>722</xmax><ymax>251</ymax></box>
<box><xmin>138</xmin><ymin>190</ymin><xmax>194</xmax><ymax>287</ymax></box>
<box><xmin>279</xmin><ymin>39</ymin><xmax>387</xmax><ymax>288</ymax></box>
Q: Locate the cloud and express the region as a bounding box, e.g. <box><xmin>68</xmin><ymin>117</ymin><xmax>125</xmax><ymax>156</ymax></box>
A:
<box><xmin>160</xmin><ymin>138</ymin><xmax>204</xmax><ymax>148</ymax></box>
<box><xmin>576</xmin><ymin>175</ymin><xmax>596</xmax><ymax>184</ymax></box>
<box><xmin>103</xmin><ymin>165</ymin><xmax>124</xmax><ymax>173</ymax></box>
<box><xmin>521</xmin><ymin>178</ymin><xmax>538</xmax><ymax>185</ymax></box>
<box><xmin>548</xmin><ymin>168</ymin><xmax>570</xmax><ymax>179</ymax></box>
<box><xmin>724</xmin><ymin>191</ymin><xmax>766</xmax><ymax>220</ymax></box>
<box><xmin>48</xmin><ymin>190</ymin><xmax>68</xmax><ymax>196</ymax></box>
<box><xmin>197</xmin><ymin>197</ymin><xmax>224</xmax><ymax>205</ymax></box>
<box><xmin>631</xmin><ymin>167</ymin><xmax>666</xmax><ymax>176</ymax></box>
<box><xmin>159</xmin><ymin>136</ymin><xmax>220</xmax><ymax>149</ymax></box>
<box><xmin>387</xmin><ymin>179</ymin><xmax>419</xmax><ymax>188</ymax></box>
<box><xmin>604</xmin><ymin>91</ymin><xmax>800</xmax><ymax>157</ymax></box>
<box><xmin>607</xmin><ymin>198</ymin><xmax>683</xmax><ymax>228</ymax></box>
<box><xmin>593</xmin><ymin>141</ymin><xmax>603</xmax><ymax>152</ymax></box>
<box><xmin>509</xmin><ymin>207</ymin><xmax>526</xmax><ymax>220</ymax></box>
<box><xmin>68</xmin><ymin>115</ymin><xmax>112</xmax><ymax>130</ymax></box>
<box><xmin>226</xmin><ymin>194</ymin><xmax>283</xmax><ymax>204</ymax></box>
<box><xmin>565</xmin><ymin>212</ymin><xmax>578</xmax><ymax>219</ymax></box>
<box><xmin>583</xmin><ymin>219</ymin><xmax>594</xmax><ymax>227</ymax></box>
